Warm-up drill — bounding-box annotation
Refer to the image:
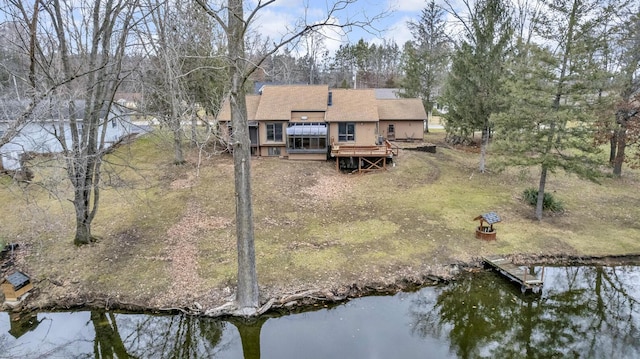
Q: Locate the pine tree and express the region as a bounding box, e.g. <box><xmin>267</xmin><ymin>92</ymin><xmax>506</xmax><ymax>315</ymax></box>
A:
<box><xmin>400</xmin><ymin>0</ymin><xmax>450</xmax><ymax>131</ymax></box>
<box><xmin>440</xmin><ymin>0</ymin><xmax>513</xmax><ymax>172</ymax></box>
<box><xmin>492</xmin><ymin>0</ymin><xmax>607</xmax><ymax>220</ymax></box>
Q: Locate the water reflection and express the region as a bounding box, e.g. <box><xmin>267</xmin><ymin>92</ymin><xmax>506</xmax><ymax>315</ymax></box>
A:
<box><xmin>0</xmin><ymin>311</ymin><xmax>233</xmax><ymax>358</ymax></box>
<box><xmin>229</xmin><ymin>317</ymin><xmax>267</xmax><ymax>359</ymax></box>
<box><xmin>95</xmin><ymin>312</ymin><xmax>229</xmax><ymax>358</ymax></box>
<box><xmin>0</xmin><ymin>266</ymin><xmax>638</xmax><ymax>358</ymax></box>
<box><xmin>410</xmin><ymin>266</ymin><xmax>640</xmax><ymax>358</ymax></box>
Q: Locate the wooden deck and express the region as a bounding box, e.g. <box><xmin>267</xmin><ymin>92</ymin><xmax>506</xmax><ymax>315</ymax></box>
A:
<box><xmin>330</xmin><ymin>141</ymin><xmax>398</xmax><ymax>158</ymax></box>
<box><xmin>483</xmin><ymin>256</ymin><xmax>544</xmax><ymax>294</ymax></box>
<box><xmin>330</xmin><ymin>140</ymin><xmax>400</xmax><ymax>173</ymax></box>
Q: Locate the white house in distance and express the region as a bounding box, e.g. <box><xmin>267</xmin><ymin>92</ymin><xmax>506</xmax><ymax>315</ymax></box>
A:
<box><xmin>0</xmin><ymin>100</ymin><xmax>135</xmax><ymax>171</ymax></box>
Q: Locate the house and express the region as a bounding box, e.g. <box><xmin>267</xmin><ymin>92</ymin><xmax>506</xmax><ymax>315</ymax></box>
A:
<box><xmin>0</xmin><ymin>100</ymin><xmax>135</xmax><ymax>170</ymax></box>
<box><xmin>114</xmin><ymin>92</ymin><xmax>143</xmax><ymax>110</ymax></box>
<box><xmin>377</xmin><ymin>98</ymin><xmax>427</xmax><ymax>141</ymax></box>
<box><xmin>216</xmin><ymin>84</ymin><xmax>428</xmax><ymax>171</ymax></box>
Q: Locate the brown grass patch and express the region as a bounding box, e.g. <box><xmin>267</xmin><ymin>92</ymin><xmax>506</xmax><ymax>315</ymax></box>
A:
<box><xmin>1</xmin><ymin>131</ymin><xmax>640</xmax><ymax>311</ymax></box>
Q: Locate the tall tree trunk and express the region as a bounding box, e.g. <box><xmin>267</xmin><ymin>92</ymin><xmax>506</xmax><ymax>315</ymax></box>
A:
<box><xmin>167</xmin><ymin>57</ymin><xmax>185</xmax><ymax>164</ymax></box>
<box><xmin>73</xmin><ymin>150</ymin><xmax>101</xmax><ymax>245</ymax></box>
<box><xmin>173</xmin><ymin>124</ymin><xmax>185</xmax><ymax>164</ymax></box>
<box><xmin>228</xmin><ymin>0</ymin><xmax>259</xmax><ymax>313</ymax></box>
<box><xmin>536</xmin><ymin>164</ymin><xmax>548</xmax><ymax>221</ymax></box>
<box><xmin>613</xmin><ymin>127</ymin><xmax>626</xmax><ymax>177</ymax></box>
<box><xmin>479</xmin><ymin>125</ymin><xmax>489</xmax><ymax>173</ymax></box>
<box><xmin>609</xmin><ymin>131</ymin><xmax>617</xmax><ymax>164</ymax></box>
<box><xmin>425</xmin><ymin>109</ymin><xmax>431</xmax><ymax>133</ymax></box>
<box><xmin>74</xmin><ymin>209</ymin><xmax>93</xmax><ymax>245</ymax></box>
<box><xmin>191</xmin><ymin>115</ymin><xmax>198</xmax><ymax>147</ymax></box>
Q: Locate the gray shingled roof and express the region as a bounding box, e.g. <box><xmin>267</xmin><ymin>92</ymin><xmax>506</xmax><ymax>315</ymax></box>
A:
<box><xmin>5</xmin><ymin>271</ymin><xmax>30</xmax><ymax>289</ymax></box>
<box><xmin>479</xmin><ymin>212</ymin><xmax>501</xmax><ymax>224</ymax></box>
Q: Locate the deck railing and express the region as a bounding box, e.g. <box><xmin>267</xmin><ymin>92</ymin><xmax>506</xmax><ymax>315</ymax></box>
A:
<box><xmin>330</xmin><ymin>140</ymin><xmax>397</xmax><ymax>158</ymax></box>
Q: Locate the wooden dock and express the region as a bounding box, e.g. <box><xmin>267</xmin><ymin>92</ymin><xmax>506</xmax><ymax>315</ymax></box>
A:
<box><xmin>483</xmin><ymin>256</ymin><xmax>544</xmax><ymax>294</ymax></box>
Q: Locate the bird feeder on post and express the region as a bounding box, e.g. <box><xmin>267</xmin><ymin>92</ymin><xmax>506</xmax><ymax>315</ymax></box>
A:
<box><xmin>473</xmin><ymin>211</ymin><xmax>501</xmax><ymax>241</ymax></box>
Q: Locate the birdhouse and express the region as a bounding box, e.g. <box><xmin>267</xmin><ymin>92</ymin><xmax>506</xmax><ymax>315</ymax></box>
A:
<box><xmin>1</xmin><ymin>271</ymin><xmax>34</xmax><ymax>302</ymax></box>
<box><xmin>473</xmin><ymin>211</ymin><xmax>501</xmax><ymax>241</ymax></box>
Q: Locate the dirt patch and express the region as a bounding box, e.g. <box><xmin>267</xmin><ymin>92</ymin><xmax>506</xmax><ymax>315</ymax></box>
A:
<box><xmin>162</xmin><ymin>206</ymin><xmax>233</xmax><ymax>306</ymax></box>
<box><xmin>301</xmin><ymin>173</ymin><xmax>355</xmax><ymax>202</ymax></box>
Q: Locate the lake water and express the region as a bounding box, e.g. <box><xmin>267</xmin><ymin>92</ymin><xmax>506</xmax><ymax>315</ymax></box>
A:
<box><xmin>1</xmin><ymin>265</ymin><xmax>639</xmax><ymax>358</ymax></box>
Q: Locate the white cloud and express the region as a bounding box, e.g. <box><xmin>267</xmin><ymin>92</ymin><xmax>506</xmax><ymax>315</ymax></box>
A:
<box><xmin>317</xmin><ymin>18</ymin><xmax>349</xmax><ymax>55</ymax></box>
<box><xmin>381</xmin><ymin>16</ymin><xmax>413</xmax><ymax>46</ymax></box>
<box><xmin>248</xmin><ymin>0</ymin><xmax>301</xmax><ymax>9</ymax></box>
<box><xmin>249</xmin><ymin>7</ymin><xmax>296</xmax><ymax>42</ymax></box>
<box><xmin>387</xmin><ymin>0</ymin><xmax>427</xmax><ymax>12</ymax></box>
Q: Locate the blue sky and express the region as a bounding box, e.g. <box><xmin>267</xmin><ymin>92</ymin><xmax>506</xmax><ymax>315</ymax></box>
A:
<box><xmin>249</xmin><ymin>0</ymin><xmax>433</xmax><ymax>54</ymax></box>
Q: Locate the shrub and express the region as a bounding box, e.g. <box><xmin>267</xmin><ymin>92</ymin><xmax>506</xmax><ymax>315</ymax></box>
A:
<box><xmin>522</xmin><ymin>188</ymin><xmax>564</xmax><ymax>213</ymax></box>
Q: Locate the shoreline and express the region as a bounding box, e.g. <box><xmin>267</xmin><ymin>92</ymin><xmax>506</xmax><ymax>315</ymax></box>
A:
<box><xmin>4</xmin><ymin>253</ymin><xmax>640</xmax><ymax>317</ymax></box>
<box><xmin>2</xmin><ymin>135</ymin><xmax>639</xmax><ymax>319</ymax></box>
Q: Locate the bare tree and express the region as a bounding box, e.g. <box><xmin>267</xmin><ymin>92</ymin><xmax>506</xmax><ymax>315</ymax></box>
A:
<box><xmin>300</xmin><ymin>30</ymin><xmax>327</xmax><ymax>84</ymax></box>
<box><xmin>139</xmin><ymin>0</ymin><xmax>229</xmax><ymax>165</ymax></box>
<box><xmin>195</xmin><ymin>0</ymin><xmax>386</xmax><ymax>315</ymax></box>
<box><xmin>140</xmin><ymin>0</ymin><xmax>189</xmax><ymax>164</ymax></box>
<box><xmin>4</xmin><ymin>0</ymin><xmax>140</xmax><ymax>244</ymax></box>
<box><xmin>0</xmin><ymin>10</ymin><xmax>76</xmax><ymax>155</ymax></box>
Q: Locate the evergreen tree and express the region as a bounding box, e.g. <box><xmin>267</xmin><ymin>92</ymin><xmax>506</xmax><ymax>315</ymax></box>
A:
<box><xmin>400</xmin><ymin>0</ymin><xmax>450</xmax><ymax>131</ymax></box>
<box><xmin>329</xmin><ymin>40</ymin><xmax>400</xmax><ymax>89</ymax></box>
<box><xmin>440</xmin><ymin>0</ymin><xmax>513</xmax><ymax>172</ymax></box>
<box><xmin>331</xmin><ymin>44</ymin><xmax>356</xmax><ymax>88</ymax></box>
<box><xmin>492</xmin><ymin>0</ymin><xmax>608</xmax><ymax>220</ymax></box>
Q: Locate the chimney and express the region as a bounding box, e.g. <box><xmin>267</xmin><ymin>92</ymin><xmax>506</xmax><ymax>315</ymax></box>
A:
<box><xmin>328</xmin><ymin>91</ymin><xmax>333</xmax><ymax>106</ymax></box>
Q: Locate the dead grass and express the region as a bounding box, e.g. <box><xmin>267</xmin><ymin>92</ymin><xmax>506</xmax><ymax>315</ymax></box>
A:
<box><xmin>1</xmin><ymin>130</ymin><xmax>640</xmax><ymax>310</ymax></box>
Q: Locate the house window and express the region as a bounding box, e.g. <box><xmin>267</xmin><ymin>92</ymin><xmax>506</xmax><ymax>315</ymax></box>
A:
<box><xmin>268</xmin><ymin>147</ymin><xmax>281</xmax><ymax>156</ymax></box>
<box><xmin>111</xmin><ymin>118</ymin><xmax>117</xmax><ymax>128</ymax></box>
<box><xmin>266</xmin><ymin>123</ymin><xmax>283</xmax><ymax>142</ymax></box>
<box><xmin>286</xmin><ymin>122</ymin><xmax>327</xmax><ymax>153</ymax></box>
<box><xmin>338</xmin><ymin>122</ymin><xmax>355</xmax><ymax>142</ymax></box>
<box><xmin>388</xmin><ymin>124</ymin><xmax>395</xmax><ymax>133</ymax></box>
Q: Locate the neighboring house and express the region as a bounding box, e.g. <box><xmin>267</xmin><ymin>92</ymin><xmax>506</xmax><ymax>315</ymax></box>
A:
<box><xmin>377</xmin><ymin>98</ymin><xmax>427</xmax><ymax>141</ymax></box>
<box><xmin>216</xmin><ymin>84</ymin><xmax>428</xmax><ymax>170</ymax></box>
<box><xmin>114</xmin><ymin>92</ymin><xmax>143</xmax><ymax>110</ymax></box>
<box><xmin>0</xmin><ymin>101</ymin><xmax>135</xmax><ymax>171</ymax></box>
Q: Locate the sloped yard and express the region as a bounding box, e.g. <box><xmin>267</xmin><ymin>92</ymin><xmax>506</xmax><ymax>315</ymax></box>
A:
<box><xmin>1</xmin><ymin>130</ymin><xmax>639</xmax><ymax>312</ymax></box>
